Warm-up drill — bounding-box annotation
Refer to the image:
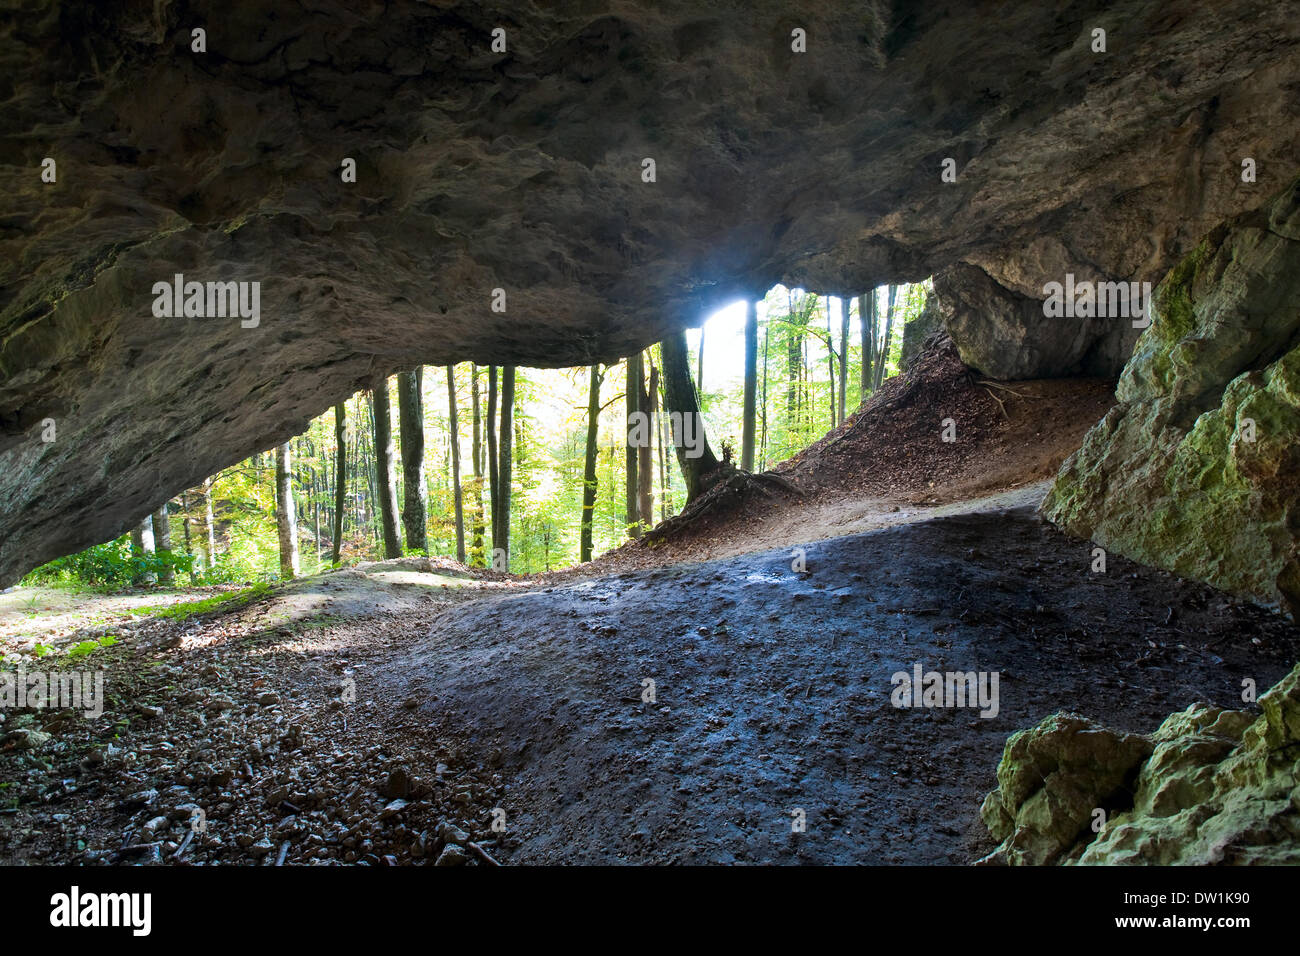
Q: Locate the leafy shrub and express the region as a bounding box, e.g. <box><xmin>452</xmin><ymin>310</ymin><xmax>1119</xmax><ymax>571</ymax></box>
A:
<box><xmin>21</xmin><ymin>537</ymin><xmax>194</xmax><ymax>589</ymax></box>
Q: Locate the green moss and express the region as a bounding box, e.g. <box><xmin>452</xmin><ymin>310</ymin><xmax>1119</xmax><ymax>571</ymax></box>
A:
<box><xmin>126</xmin><ymin>583</ymin><xmax>270</xmax><ymax>621</ymax></box>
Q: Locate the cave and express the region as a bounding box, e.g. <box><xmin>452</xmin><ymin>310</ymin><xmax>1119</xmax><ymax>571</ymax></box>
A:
<box><xmin>2</xmin><ymin>0</ymin><xmax>1299</xmax><ymax>902</ymax></box>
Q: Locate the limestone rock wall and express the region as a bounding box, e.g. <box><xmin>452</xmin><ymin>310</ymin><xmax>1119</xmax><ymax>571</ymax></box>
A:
<box><xmin>980</xmin><ymin>662</ymin><xmax>1300</xmax><ymax>865</ymax></box>
<box><xmin>1042</xmin><ymin>176</ymin><xmax>1300</xmax><ymax>617</ymax></box>
<box><xmin>932</xmin><ymin>263</ymin><xmax>1141</xmax><ymax>380</ymax></box>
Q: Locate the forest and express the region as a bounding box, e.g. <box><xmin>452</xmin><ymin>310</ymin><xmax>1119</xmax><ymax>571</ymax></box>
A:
<box><xmin>27</xmin><ymin>282</ymin><xmax>930</xmax><ymax>587</ymax></box>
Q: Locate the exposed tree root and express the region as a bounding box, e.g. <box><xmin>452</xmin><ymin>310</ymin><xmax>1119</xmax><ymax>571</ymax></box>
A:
<box><xmin>644</xmin><ymin>466</ymin><xmax>802</xmax><ymax>546</ymax></box>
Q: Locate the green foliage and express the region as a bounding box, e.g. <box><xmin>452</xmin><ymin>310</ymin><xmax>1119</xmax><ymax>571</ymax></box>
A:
<box><xmin>126</xmin><ymin>583</ymin><xmax>271</xmax><ymax>621</ymax></box>
<box><xmin>22</xmin><ymin>537</ymin><xmax>193</xmax><ymax>589</ymax></box>
<box><xmin>66</xmin><ymin>635</ymin><xmax>117</xmax><ymax>659</ymax></box>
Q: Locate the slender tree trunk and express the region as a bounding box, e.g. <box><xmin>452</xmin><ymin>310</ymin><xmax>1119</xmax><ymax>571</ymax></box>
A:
<box><xmin>447</xmin><ymin>365</ymin><xmax>466</xmax><ymax>563</ymax></box>
<box><xmin>486</xmin><ymin>366</ymin><xmax>499</xmax><ymax>560</ymax></box>
<box><xmin>741</xmin><ymin>298</ymin><xmax>758</xmax><ymax>471</ymax></box>
<box><xmin>496</xmin><ymin>366</ymin><xmax>515</xmax><ymax>569</ymax></box>
<box><xmin>151</xmin><ymin>504</ymin><xmax>174</xmax><ymax>586</ymax></box>
<box><xmin>696</xmin><ymin>326</ymin><xmax>705</xmax><ymax>396</ymax></box>
<box><xmin>786</xmin><ymin>291</ymin><xmax>800</xmax><ymax>420</ymax></box>
<box><xmin>860</xmin><ymin>290</ymin><xmax>876</xmax><ymax>403</ymax></box>
<box><xmin>202</xmin><ymin>476</ymin><xmax>217</xmax><ymax>569</ymax></box>
<box><xmin>179</xmin><ymin>490</ymin><xmax>196</xmax><ymax>582</ymax></box>
<box><xmin>875</xmin><ymin>285</ymin><xmax>899</xmax><ymax>390</ymax></box>
<box><xmin>660</xmin><ymin>330</ymin><xmax>720</xmax><ymax>503</ymax></box>
<box><xmin>825</xmin><ymin>296</ymin><xmax>837</xmax><ymax>426</ymax></box>
<box><xmin>275</xmin><ymin>442</ymin><xmax>301</xmax><ymax>579</ymax></box>
<box><xmin>397</xmin><ymin>369</ymin><xmax>428</xmax><ymax>554</ymax></box>
<box><xmin>637</xmin><ymin>355</ymin><xmax>653</xmax><ymax>529</ymax></box>
<box><xmin>131</xmin><ymin>514</ymin><xmax>156</xmax><ymax>586</ymax></box>
<box><xmin>332</xmin><ymin>403</ymin><xmax>346</xmax><ymax>564</ymax></box>
<box><xmin>470</xmin><ymin>365</ymin><xmax>485</xmax><ymax>566</ymax></box>
<box><xmin>651</xmin><ymin>362</ymin><xmax>669</xmax><ymax>520</ymax></box>
<box><xmin>625</xmin><ymin>353</ymin><xmax>642</xmax><ymax>538</ymax></box>
<box><xmin>838</xmin><ymin>296</ymin><xmax>850</xmax><ymax>420</ymax></box>
<box><xmin>371</xmin><ymin>382</ymin><xmax>402</xmax><ymax>558</ymax></box>
<box><xmin>581</xmin><ymin>365</ymin><xmax>602</xmax><ymax>562</ymax></box>
<box><xmin>760</xmin><ymin>317</ymin><xmax>769</xmax><ymax>470</ymax></box>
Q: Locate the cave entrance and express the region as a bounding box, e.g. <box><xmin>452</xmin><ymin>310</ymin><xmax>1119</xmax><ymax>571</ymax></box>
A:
<box><xmin>688</xmin><ymin>280</ymin><xmax>933</xmax><ymax>473</ymax></box>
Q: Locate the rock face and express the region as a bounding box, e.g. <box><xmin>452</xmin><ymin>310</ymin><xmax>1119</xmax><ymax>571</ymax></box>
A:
<box><xmin>1</xmin><ymin>3</ymin><xmax>1299</xmax><ymax>582</ymax></box>
<box><xmin>978</xmin><ymin>713</ymin><xmax>1153</xmax><ymax>866</ymax></box>
<box><xmin>1043</xmin><ymin>175</ymin><xmax>1300</xmax><ymax>617</ymax></box>
<box><xmin>982</xmin><ymin>663</ymin><xmax>1300</xmax><ymax>865</ymax></box>
<box><xmin>932</xmin><ymin>264</ymin><xmax>1141</xmax><ymax>380</ymax></box>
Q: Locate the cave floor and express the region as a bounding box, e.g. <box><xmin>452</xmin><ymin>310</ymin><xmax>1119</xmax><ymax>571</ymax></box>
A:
<box><xmin>3</xmin><ymin>499</ymin><xmax>1298</xmax><ymax>865</ymax></box>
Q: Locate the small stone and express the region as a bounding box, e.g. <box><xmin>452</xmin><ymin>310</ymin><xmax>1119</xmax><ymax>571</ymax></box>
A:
<box><xmin>383</xmin><ymin>768</ymin><xmax>411</xmax><ymax>800</ymax></box>
<box><xmin>434</xmin><ymin>844</ymin><xmax>470</xmax><ymax>866</ymax></box>
<box><xmin>119</xmin><ymin>788</ymin><xmax>159</xmax><ymax>810</ymax></box>
<box><xmin>257</xmin><ymin>692</ymin><xmax>280</xmax><ymax>707</ymax></box>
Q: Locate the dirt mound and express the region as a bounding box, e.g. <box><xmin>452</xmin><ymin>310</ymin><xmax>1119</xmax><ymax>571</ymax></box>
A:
<box><xmin>575</xmin><ymin>334</ymin><xmax>1115</xmax><ymax>577</ymax></box>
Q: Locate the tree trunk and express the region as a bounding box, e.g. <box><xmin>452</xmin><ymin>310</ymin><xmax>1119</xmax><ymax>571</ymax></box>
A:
<box><xmin>131</xmin><ymin>513</ymin><xmax>156</xmax><ymax>586</ymax></box>
<box><xmin>179</xmin><ymin>490</ymin><xmax>196</xmax><ymax>582</ymax></box>
<box><xmin>651</xmin><ymin>362</ymin><xmax>669</xmax><ymax>520</ymax></box>
<box><xmin>760</xmin><ymin>315</ymin><xmax>769</xmax><ymax>470</ymax></box>
<box><xmin>660</xmin><ymin>329</ymin><xmax>720</xmax><ymax>503</ymax></box>
<box><xmin>825</xmin><ymin>296</ymin><xmax>837</xmax><ymax>426</ymax></box>
<box><xmin>151</xmin><ymin>504</ymin><xmax>174</xmax><ymax>586</ymax></box>
<box><xmin>875</xmin><ymin>285</ymin><xmax>899</xmax><ymax>390</ymax></box>
<box><xmin>202</xmin><ymin>476</ymin><xmax>217</xmax><ymax>569</ymax></box>
<box><xmin>742</xmin><ymin>299</ymin><xmax>758</xmax><ymax>471</ymax></box>
<box><xmin>625</xmin><ymin>353</ymin><xmax>642</xmax><ymax>539</ymax></box>
<box><xmin>397</xmin><ymin>368</ymin><xmax>428</xmax><ymax>554</ymax></box>
<box><xmin>371</xmin><ymin>382</ymin><xmax>402</xmax><ymax>558</ymax></box>
<box><xmin>637</xmin><ymin>355</ymin><xmax>654</xmax><ymax>529</ymax></box>
<box><xmin>838</xmin><ymin>296</ymin><xmax>850</xmax><ymax>421</ymax></box>
<box><xmin>496</xmin><ymin>366</ymin><xmax>515</xmax><ymax>569</ymax></box>
<box><xmin>470</xmin><ymin>365</ymin><xmax>485</xmax><ymax>566</ymax></box>
<box><xmin>696</xmin><ymin>326</ymin><xmax>705</xmax><ymax>395</ymax></box>
<box><xmin>447</xmin><ymin>365</ymin><xmax>466</xmax><ymax>564</ymax></box>
<box><xmin>786</xmin><ymin>290</ymin><xmax>800</xmax><ymax>418</ymax></box>
<box><xmin>275</xmin><ymin>442</ymin><xmax>301</xmax><ymax>579</ymax></box>
<box><xmin>581</xmin><ymin>364</ymin><xmax>602</xmax><ymax>562</ymax></box>
<box><xmin>332</xmin><ymin>403</ymin><xmax>346</xmax><ymax>564</ymax></box>
<box><xmin>860</xmin><ymin>290</ymin><xmax>876</xmax><ymax>403</ymax></box>
<box><xmin>486</xmin><ymin>366</ymin><xmax>499</xmax><ymax>559</ymax></box>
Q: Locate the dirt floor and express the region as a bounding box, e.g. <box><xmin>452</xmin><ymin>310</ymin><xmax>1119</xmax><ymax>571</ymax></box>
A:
<box><xmin>3</xmin><ymin>498</ymin><xmax>1298</xmax><ymax>866</ymax></box>
<box><xmin>3</xmin><ymin>336</ymin><xmax>1297</xmax><ymax>865</ymax></box>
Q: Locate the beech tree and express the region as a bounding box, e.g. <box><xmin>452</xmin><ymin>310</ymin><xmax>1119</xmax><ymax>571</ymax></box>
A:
<box><xmin>660</xmin><ymin>330</ymin><xmax>720</xmax><ymax>503</ymax></box>
<box><xmin>370</xmin><ymin>382</ymin><xmax>402</xmax><ymax>559</ymax></box>
<box><xmin>626</xmin><ymin>353</ymin><xmax>642</xmax><ymax>538</ymax></box>
<box><xmin>486</xmin><ymin>366</ymin><xmax>499</xmax><ymax>558</ymax></box>
<box><xmin>838</xmin><ymin>296</ymin><xmax>850</xmax><ymax>422</ymax></box>
<box><xmin>397</xmin><ymin>368</ymin><xmax>427</xmax><ymax>554</ymax></box>
<box><xmin>152</xmin><ymin>504</ymin><xmax>175</xmax><ymax>585</ymax></box>
<box><xmin>275</xmin><ymin>441</ymin><xmax>300</xmax><ymax>579</ymax></box>
<box><xmin>131</xmin><ymin>514</ymin><xmax>156</xmax><ymax>585</ymax></box>
<box><xmin>581</xmin><ymin>364</ymin><xmax>603</xmax><ymax>561</ymax></box>
<box><xmin>875</xmin><ymin>285</ymin><xmax>899</xmax><ymax>391</ymax></box>
<box><xmin>742</xmin><ymin>299</ymin><xmax>758</xmax><ymax>471</ymax></box>
<box><xmin>860</xmin><ymin>290</ymin><xmax>876</xmax><ymax>403</ymax></box>
<box><xmin>496</xmin><ymin>366</ymin><xmax>516</xmax><ymax>568</ymax></box>
<box><xmin>447</xmin><ymin>365</ymin><xmax>466</xmax><ymax>563</ymax></box>
<box><xmin>470</xmin><ymin>365</ymin><xmax>486</xmax><ymax>566</ymax></box>
<box><xmin>331</xmin><ymin>403</ymin><xmax>346</xmax><ymax>564</ymax></box>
